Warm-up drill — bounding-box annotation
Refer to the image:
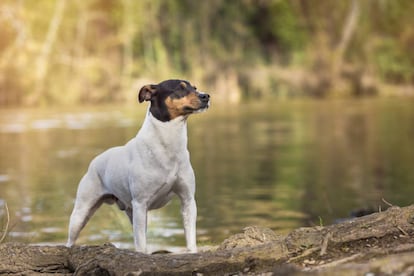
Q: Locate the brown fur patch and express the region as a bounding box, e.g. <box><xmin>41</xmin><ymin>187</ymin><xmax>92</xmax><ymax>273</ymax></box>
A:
<box><xmin>165</xmin><ymin>93</ymin><xmax>202</xmax><ymax>119</ymax></box>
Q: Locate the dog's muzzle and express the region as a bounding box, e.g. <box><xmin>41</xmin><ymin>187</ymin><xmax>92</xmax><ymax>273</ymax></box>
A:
<box><xmin>198</xmin><ymin>93</ymin><xmax>210</xmax><ymax>110</ymax></box>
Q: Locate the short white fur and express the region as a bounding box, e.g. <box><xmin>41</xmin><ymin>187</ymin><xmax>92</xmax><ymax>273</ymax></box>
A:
<box><xmin>66</xmin><ymin>108</ymin><xmax>198</xmax><ymax>253</ymax></box>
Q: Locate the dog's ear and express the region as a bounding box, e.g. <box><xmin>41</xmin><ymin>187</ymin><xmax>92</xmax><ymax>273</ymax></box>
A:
<box><xmin>138</xmin><ymin>84</ymin><xmax>157</xmax><ymax>103</ymax></box>
<box><xmin>179</xmin><ymin>81</ymin><xmax>187</xmax><ymax>89</ymax></box>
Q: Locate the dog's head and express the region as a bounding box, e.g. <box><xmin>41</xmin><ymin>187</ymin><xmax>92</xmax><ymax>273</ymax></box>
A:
<box><xmin>138</xmin><ymin>79</ymin><xmax>210</xmax><ymax>122</ymax></box>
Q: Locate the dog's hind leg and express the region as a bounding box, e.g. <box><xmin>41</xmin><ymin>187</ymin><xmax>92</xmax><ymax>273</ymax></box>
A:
<box><xmin>66</xmin><ymin>176</ymin><xmax>105</xmax><ymax>247</ymax></box>
<box><xmin>66</xmin><ymin>196</ymin><xmax>103</xmax><ymax>247</ymax></box>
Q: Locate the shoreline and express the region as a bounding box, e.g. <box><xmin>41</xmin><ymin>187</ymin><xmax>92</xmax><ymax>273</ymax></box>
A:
<box><xmin>1</xmin><ymin>204</ymin><xmax>413</xmax><ymax>275</ymax></box>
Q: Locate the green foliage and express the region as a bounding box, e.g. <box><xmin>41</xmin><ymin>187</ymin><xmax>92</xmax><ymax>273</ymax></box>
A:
<box><xmin>374</xmin><ymin>38</ymin><xmax>414</xmax><ymax>83</ymax></box>
<box><xmin>249</xmin><ymin>1</ymin><xmax>306</xmax><ymax>59</ymax></box>
<box><xmin>0</xmin><ymin>0</ymin><xmax>413</xmax><ymax>106</ymax></box>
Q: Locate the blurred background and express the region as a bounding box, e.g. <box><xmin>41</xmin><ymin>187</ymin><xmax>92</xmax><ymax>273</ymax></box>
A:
<box><xmin>0</xmin><ymin>0</ymin><xmax>413</xmax><ymax>252</ymax></box>
<box><xmin>1</xmin><ymin>0</ymin><xmax>413</xmax><ymax>105</ymax></box>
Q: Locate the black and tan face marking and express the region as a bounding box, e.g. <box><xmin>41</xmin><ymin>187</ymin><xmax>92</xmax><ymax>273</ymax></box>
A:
<box><xmin>138</xmin><ymin>79</ymin><xmax>210</xmax><ymax>122</ymax></box>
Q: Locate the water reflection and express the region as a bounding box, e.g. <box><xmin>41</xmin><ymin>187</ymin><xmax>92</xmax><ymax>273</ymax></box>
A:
<box><xmin>0</xmin><ymin>99</ymin><xmax>413</xmax><ymax>251</ymax></box>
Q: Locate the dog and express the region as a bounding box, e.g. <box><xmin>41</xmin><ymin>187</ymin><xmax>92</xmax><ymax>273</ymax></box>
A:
<box><xmin>66</xmin><ymin>79</ymin><xmax>210</xmax><ymax>253</ymax></box>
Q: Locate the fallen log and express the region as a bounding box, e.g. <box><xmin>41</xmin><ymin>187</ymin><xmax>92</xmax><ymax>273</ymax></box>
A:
<box><xmin>0</xmin><ymin>205</ymin><xmax>413</xmax><ymax>275</ymax></box>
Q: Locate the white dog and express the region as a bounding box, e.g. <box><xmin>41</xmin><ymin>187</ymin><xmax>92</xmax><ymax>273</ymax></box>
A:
<box><xmin>66</xmin><ymin>79</ymin><xmax>210</xmax><ymax>253</ymax></box>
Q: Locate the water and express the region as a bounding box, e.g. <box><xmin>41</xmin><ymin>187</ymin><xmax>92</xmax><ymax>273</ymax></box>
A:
<box><xmin>0</xmin><ymin>99</ymin><xmax>413</xmax><ymax>252</ymax></box>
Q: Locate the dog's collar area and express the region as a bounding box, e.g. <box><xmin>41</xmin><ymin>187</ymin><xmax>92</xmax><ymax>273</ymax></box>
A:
<box><xmin>149</xmin><ymin>104</ymin><xmax>172</xmax><ymax>122</ymax></box>
<box><xmin>149</xmin><ymin>105</ymin><xmax>209</xmax><ymax>122</ymax></box>
<box><xmin>147</xmin><ymin>108</ymin><xmax>188</xmax><ymax>124</ymax></box>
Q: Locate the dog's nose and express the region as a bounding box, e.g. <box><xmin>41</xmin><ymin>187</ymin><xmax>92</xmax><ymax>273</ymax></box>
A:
<box><xmin>199</xmin><ymin>93</ymin><xmax>210</xmax><ymax>101</ymax></box>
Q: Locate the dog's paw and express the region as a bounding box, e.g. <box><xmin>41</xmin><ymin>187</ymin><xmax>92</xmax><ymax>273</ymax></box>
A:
<box><xmin>186</xmin><ymin>247</ymin><xmax>197</xmax><ymax>254</ymax></box>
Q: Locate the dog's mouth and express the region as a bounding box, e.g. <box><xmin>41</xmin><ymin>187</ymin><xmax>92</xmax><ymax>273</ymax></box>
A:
<box><xmin>184</xmin><ymin>94</ymin><xmax>210</xmax><ymax>114</ymax></box>
<box><xmin>184</xmin><ymin>102</ymin><xmax>209</xmax><ymax>113</ymax></box>
<box><xmin>199</xmin><ymin>99</ymin><xmax>210</xmax><ymax>109</ymax></box>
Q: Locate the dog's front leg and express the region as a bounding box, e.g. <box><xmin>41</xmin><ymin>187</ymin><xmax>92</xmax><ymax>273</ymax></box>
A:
<box><xmin>176</xmin><ymin>166</ymin><xmax>198</xmax><ymax>253</ymax></box>
<box><xmin>181</xmin><ymin>196</ymin><xmax>197</xmax><ymax>253</ymax></box>
<box><xmin>132</xmin><ymin>199</ymin><xmax>148</xmax><ymax>253</ymax></box>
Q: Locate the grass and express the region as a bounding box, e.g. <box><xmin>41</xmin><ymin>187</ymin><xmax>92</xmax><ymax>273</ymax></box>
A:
<box><xmin>0</xmin><ymin>202</ymin><xmax>10</xmax><ymax>243</ymax></box>
<box><xmin>318</xmin><ymin>216</ymin><xmax>324</xmax><ymax>227</ymax></box>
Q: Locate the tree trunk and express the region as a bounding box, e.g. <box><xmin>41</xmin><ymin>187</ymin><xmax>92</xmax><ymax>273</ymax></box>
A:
<box><xmin>28</xmin><ymin>0</ymin><xmax>66</xmax><ymax>105</ymax></box>
<box><xmin>120</xmin><ymin>0</ymin><xmax>134</xmax><ymax>94</ymax></box>
<box><xmin>332</xmin><ymin>0</ymin><xmax>360</xmax><ymax>75</ymax></box>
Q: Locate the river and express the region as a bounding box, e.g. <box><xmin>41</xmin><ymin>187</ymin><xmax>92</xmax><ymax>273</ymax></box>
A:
<box><xmin>0</xmin><ymin>98</ymin><xmax>413</xmax><ymax>252</ymax></box>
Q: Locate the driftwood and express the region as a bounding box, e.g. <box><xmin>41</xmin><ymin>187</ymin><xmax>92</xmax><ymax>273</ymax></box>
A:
<box><xmin>1</xmin><ymin>205</ymin><xmax>413</xmax><ymax>275</ymax></box>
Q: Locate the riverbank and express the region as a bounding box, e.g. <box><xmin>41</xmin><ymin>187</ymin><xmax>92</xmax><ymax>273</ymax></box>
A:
<box><xmin>1</xmin><ymin>204</ymin><xmax>413</xmax><ymax>275</ymax></box>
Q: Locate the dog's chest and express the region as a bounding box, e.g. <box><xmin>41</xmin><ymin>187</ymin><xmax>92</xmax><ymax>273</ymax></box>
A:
<box><xmin>126</xmin><ymin>113</ymin><xmax>191</xmax><ymax>208</ymax></box>
<box><xmin>146</xmin><ymin>163</ymin><xmax>180</xmax><ymax>209</ymax></box>
<box><xmin>131</xmin><ymin>147</ymin><xmax>187</xmax><ymax>209</ymax></box>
